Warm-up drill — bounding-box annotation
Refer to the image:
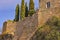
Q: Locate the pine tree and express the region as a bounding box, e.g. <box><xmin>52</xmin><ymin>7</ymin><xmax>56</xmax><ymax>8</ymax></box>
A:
<box><xmin>14</xmin><ymin>4</ymin><xmax>19</xmax><ymax>22</ymax></box>
<box><xmin>25</xmin><ymin>3</ymin><xmax>28</xmax><ymax>17</ymax></box>
<box><xmin>20</xmin><ymin>0</ymin><xmax>25</xmax><ymax>20</ymax></box>
<box><xmin>29</xmin><ymin>0</ymin><xmax>35</xmax><ymax>16</ymax></box>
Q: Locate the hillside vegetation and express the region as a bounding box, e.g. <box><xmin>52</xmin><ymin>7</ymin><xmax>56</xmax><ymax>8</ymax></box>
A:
<box><xmin>31</xmin><ymin>16</ymin><xmax>60</xmax><ymax>40</ymax></box>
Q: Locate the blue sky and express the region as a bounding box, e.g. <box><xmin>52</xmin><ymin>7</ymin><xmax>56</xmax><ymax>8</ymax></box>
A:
<box><xmin>0</xmin><ymin>0</ymin><xmax>39</xmax><ymax>32</ymax></box>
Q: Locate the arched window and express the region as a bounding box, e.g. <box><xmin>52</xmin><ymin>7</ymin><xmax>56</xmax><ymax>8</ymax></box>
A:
<box><xmin>46</xmin><ymin>2</ymin><xmax>50</xmax><ymax>8</ymax></box>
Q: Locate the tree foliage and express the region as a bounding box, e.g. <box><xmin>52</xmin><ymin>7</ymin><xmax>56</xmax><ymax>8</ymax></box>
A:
<box><xmin>0</xmin><ymin>34</ymin><xmax>13</xmax><ymax>40</ymax></box>
<box><xmin>14</xmin><ymin>4</ymin><xmax>19</xmax><ymax>22</ymax></box>
<box><xmin>31</xmin><ymin>16</ymin><xmax>60</xmax><ymax>40</ymax></box>
<box><xmin>25</xmin><ymin>3</ymin><xmax>28</xmax><ymax>17</ymax></box>
<box><xmin>46</xmin><ymin>16</ymin><xmax>58</xmax><ymax>26</ymax></box>
<box><xmin>20</xmin><ymin>0</ymin><xmax>25</xmax><ymax>20</ymax></box>
<box><xmin>29</xmin><ymin>0</ymin><xmax>35</xmax><ymax>16</ymax></box>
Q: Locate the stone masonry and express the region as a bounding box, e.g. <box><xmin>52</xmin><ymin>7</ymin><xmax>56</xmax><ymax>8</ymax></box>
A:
<box><xmin>2</xmin><ymin>21</ymin><xmax>16</xmax><ymax>36</ymax></box>
<box><xmin>15</xmin><ymin>0</ymin><xmax>60</xmax><ymax>40</ymax></box>
<box><xmin>2</xmin><ymin>0</ymin><xmax>60</xmax><ymax>40</ymax></box>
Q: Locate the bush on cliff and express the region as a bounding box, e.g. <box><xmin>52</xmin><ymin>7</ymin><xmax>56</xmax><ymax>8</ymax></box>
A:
<box><xmin>31</xmin><ymin>16</ymin><xmax>60</xmax><ymax>40</ymax></box>
<box><xmin>0</xmin><ymin>34</ymin><xmax>13</xmax><ymax>40</ymax></box>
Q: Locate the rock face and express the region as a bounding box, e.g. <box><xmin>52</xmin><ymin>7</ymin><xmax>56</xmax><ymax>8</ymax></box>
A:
<box><xmin>2</xmin><ymin>0</ymin><xmax>60</xmax><ymax>40</ymax></box>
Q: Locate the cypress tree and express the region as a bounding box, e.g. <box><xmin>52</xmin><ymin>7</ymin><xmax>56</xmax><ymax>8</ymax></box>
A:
<box><xmin>25</xmin><ymin>3</ymin><xmax>28</xmax><ymax>17</ymax></box>
<box><xmin>20</xmin><ymin>0</ymin><xmax>25</xmax><ymax>20</ymax></box>
<box><xmin>29</xmin><ymin>0</ymin><xmax>35</xmax><ymax>16</ymax></box>
<box><xmin>14</xmin><ymin>4</ymin><xmax>19</xmax><ymax>22</ymax></box>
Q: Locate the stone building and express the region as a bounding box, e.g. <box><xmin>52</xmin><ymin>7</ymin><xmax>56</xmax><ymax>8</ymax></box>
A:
<box><xmin>2</xmin><ymin>0</ymin><xmax>60</xmax><ymax>40</ymax></box>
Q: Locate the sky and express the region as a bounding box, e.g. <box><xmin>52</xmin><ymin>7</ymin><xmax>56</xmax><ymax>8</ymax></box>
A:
<box><xmin>0</xmin><ymin>0</ymin><xmax>39</xmax><ymax>32</ymax></box>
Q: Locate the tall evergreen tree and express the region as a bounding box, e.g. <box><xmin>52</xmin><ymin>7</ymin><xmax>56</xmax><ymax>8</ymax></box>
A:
<box><xmin>29</xmin><ymin>0</ymin><xmax>35</xmax><ymax>16</ymax></box>
<box><xmin>25</xmin><ymin>3</ymin><xmax>28</xmax><ymax>17</ymax></box>
<box><xmin>20</xmin><ymin>0</ymin><xmax>25</xmax><ymax>20</ymax></box>
<box><xmin>14</xmin><ymin>4</ymin><xmax>19</xmax><ymax>22</ymax></box>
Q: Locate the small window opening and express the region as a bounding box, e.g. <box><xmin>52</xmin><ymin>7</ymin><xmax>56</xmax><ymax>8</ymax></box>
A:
<box><xmin>46</xmin><ymin>2</ymin><xmax>50</xmax><ymax>8</ymax></box>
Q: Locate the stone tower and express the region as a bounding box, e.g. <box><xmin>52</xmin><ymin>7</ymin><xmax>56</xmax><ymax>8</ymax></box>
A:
<box><xmin>38</xmin><ymin>0</ymin><xmax>60</xmax><ymax>26</ymax></box>
<box><xmin>39</xmin><ymin>0</ymin><xmax>53</xmax><ymax>10</ymax></box>
<box><xmin>39</xmin><ymin>0</ymin><xmax>60</xmax><ymax>10</ymax></box>
<box><xmin>37</xmin><ymin>0</ymin><xmax>53</xmax><ymax>26</ymax></box>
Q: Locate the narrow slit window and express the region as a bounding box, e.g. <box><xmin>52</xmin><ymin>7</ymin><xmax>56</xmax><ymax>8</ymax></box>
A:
<box><xmin>47</xmin><ymin>2</ymin><xmax>50</xmax><ymax>8</ymax></box>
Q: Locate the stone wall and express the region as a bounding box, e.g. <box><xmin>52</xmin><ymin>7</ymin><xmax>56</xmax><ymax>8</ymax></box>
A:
<box><xmin>2</xmin><ymin>21</ymin><xmax>16</xmax><ymax>36</ymax></box>
<box><xmin>2</xmin><ymin>7</ymin><xmax>60</xmax><ymax>40</ymax></box>
<box><xmin>15</xmin><ymin>9</ymin><xmax>52</xmax><ymax>40</ymax></box>
<box><xmin>15</xmin><ymin>6</ymin><xmax>60</xmax><ymax>40</ymax></box>
<box><xmin>28</xmin><ymin>7</ymin><xmax>60</xmax><ymax>40</ymax></box>
<box><xmin>2</xmin><ymin>0</ymin><xmax>60</xmax><ymax>40</ymax></box>
<box><xmin>15</xmin><ymin>11</ymin><xmax>38</xmax><ymax>40</ymax></box>
<box><xmin>39</xmin><ymin>0</ymin><xmax>60</xmax><ymax>10</ymax></box>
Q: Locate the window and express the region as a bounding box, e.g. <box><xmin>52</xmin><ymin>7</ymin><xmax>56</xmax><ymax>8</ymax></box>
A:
<box><xmin>46</xmin><ymin>2</ymin><xmax>50</xmax><ymax>8</ymax></box>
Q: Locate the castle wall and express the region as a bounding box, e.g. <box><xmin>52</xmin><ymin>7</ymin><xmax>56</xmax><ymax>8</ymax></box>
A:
<box><xmin>2</xmin><ymin>21</ymin><xmax>16</xmax><ymax>36</ymax></box>
<box><xmin>6</xmin><ymin>21</ymin><xmax>16</xmax><ymax>35</ymax></box>
<box><xmin>30</xmin><ymin>1</ymin><xmax>60</xmax><ymax>40</ymax></box>
<box><xmin>15</xmin><ymin>7</ymin><xmax>60</xmax><ymax>40</ymax></box>
<box><xmin>15</xmin><ymin>9</ymin><xmax>53</xmax><ymax>40</ymax></box>
<box><xmin>15</xmin><ymin>11</ymin><xmax>38</xmax><ymax>40</ymax></box>
<box><xmin>2</xmin><ymin>0</ymin><xmax>60</xmax><ymax>40</ymax></box>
